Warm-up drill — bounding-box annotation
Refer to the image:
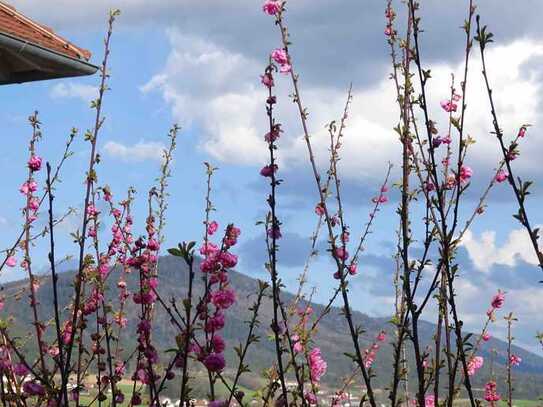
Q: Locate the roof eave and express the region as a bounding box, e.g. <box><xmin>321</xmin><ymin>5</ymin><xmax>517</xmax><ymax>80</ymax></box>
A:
<box><xmin>0</xmin><ymin>31</ymin><xmax>98</xmax><ymax>85</ymax></box>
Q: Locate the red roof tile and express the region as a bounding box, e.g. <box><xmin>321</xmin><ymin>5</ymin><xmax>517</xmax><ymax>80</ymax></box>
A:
<box><xmin>0</xmin><ymin>1</ymin><xmax>91</xmax><ymax>61</ymax></box>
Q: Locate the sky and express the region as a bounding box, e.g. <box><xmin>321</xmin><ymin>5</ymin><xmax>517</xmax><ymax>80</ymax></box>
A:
<box><xmin>1</xmin><ymin>0</ymin><xmax>543</xmax><ymax>352</ymax></box>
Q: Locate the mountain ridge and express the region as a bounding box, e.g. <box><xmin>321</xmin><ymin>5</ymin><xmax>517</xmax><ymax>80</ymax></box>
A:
<box><xmin>2</xmin><ymin>255</ymin><xmax>542</xmax><ymax>399</ymax></box>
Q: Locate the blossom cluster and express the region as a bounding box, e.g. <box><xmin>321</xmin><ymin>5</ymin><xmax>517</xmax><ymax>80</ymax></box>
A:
<box><xmin>196</xmin><ymin>223</ymin><xmax>240</xmax><ymax>375</ymax></box>
<box><xmin>484</xmin><ymin>381</ymin><xmax>501</xmax><ymax>404</ymax></box>
<box><xmin>363</xmin><ymin>331</ymin><xmax>387</xmax><ymax>369</ymax></box>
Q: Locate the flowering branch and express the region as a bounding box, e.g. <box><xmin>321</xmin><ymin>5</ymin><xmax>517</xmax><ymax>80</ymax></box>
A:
<box><xmin>475</xmin><ymin>16</ymin><xmax>543</xmax><ymax>271</ymax></box>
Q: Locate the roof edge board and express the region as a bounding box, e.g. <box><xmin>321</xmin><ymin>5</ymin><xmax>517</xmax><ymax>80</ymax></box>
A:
<box><xmin>0</xmin><ymin>31</ymin><xmax>98</xmax><ymax>83</ymax></box>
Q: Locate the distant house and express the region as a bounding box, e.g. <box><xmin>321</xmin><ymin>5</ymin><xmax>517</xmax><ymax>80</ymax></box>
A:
<box><xmin>0</xmin><ymin>1</ymin><xmax>97</xmax><ymax>84</ymax></box>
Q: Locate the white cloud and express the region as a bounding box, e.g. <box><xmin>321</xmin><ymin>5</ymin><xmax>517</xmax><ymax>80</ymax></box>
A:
<box><xmin>103</xmin><ymin>140</ymin><xmax>166</xmax><ymax>163</ymax></box>
<box><xmin>141</xmin><ymin>31</ymin><xmax>270</xmax><ymax>165</ymax></box>
<box><xmin>50</xmin><ymin>82</ymin><xmax>98</xmax><ymax>103</ymax></box>
<box><xmin>424</xmin><ymin>39</ymin><xmax>543</xmax><ymax>175</ymax></box>
<box><xmin>141</xmin><ymin>29</ymin><xmax>401</xmax><ymax>178</ymax></box>
<box><xmin>143</xmin><ymin>30</ymin><xmax>543</xmax><ymax>185</ymax></box>
<box><xmin>461</xmin><ymin>228</ymin><xmax>540</xmax><ymax>271</ymax></box>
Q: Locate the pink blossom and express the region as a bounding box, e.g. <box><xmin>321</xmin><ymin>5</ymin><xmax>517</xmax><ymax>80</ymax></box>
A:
<box><xmin>491</xmin><ymin>290</ymin><xmax>505</xmax><ymax>309</ymax></box>
<box><xmin>28</xmin><ymin>156</ymin><xmax>42</xmax><ymax>171</ymax></box>
<box><xmin>88</xmin><ymin>227</ymin><xmax>97</xmax><ymax>238</ymax></box>
<box><xmin>14</xmin><ymin>363</ymin><xmax>30</xmax><ymax>376</ymax></box>
<box><xmin>211</xmin><ymin>288</ymin><xmax>236</xmax><ymax>310</ymax></box>
<box><xmin>484</xmin><ymin>381</ymin><xmax>501</xmax><ymax>402</ymax></box>
<box><xmin>467</xmin><ymin>356</ymin><xmax>483</xmax><ymax>376</ymax></box>
<box><xmin>6</xmin><ymin>256</ymin><xmax>17</xmax><ymax>267</ymax></box>
<box><xmin>207</xmin><ymin>221</ymin><xmax>219</xmax><ymax>236</ymax></box>
<box><xmin>98</xmin><ymin>262</ymin><xmax>109</xmax><ymax>277</ymax></box>
<box><xmin>334</xmin><ymin>247</ymin><xmax>349</xmax><ymax>261</ymax></box>
<box><xmin>371</xmin><ymin>194</ymin><xmax>388</xmax><ymax>204</ymax></box>
<box><xmin>267</xmin><ymin>225</ymin><xmax>282</xmax><ymax>239</ymax></box>
<box><xmin>507</xmin><ymin>148</ymin><xmax>519</xmax><ymax>161</ymax></box>
<box><xmin>200</xmin><ymin>257</ymin><xmax>219</xmax><ymax>273</ymax></box>
<box><xmin>203</xmin><ymin>353</ymin><xmax>225</xmax><ymax>372</ymax></box>
<box><xmin>147</xmin><ymin>239</ymin><xmax>160</xmax><ymax>251</ymax></box>
<box><xmin>510</xmin><ymin>354</ymin><xmax>522</xmax><ymax>367</ymax></box>
<box><xmin>61</xmin><ymin>321</ymin><xmax>73</xmax><ymax>345</ymax></box>
<box><xmin>308</xmin><ymin>348</ymin><xmax>327</xmax><ymax>382</ymax></box>
<box><xmin>348</xmin><ymin>263</ymin><xmax>357</xmax><ymax>275</ymax></box>
<box><xmin>219</xmin><ymin>251</ymin><xmax>238</xmax><ymax>268</ymax></box>
<box><xmin>224</xmin><ymin>225</ymin><xmax>241</xmax><ymax>247</ymax></box>
<box><xmin>114</xmin><ymin>314</ymin><xmax>128</xmax><ymax>328</ymax></box>
<box><xmin>19</xmin><ymin>180</ymin><xmax>37</xmax><ymax>195</ymax></box>
<box><xmin>23</xmin><ymin>381</ymin><xmax>45</xmax><ymax>396</ymax></box>
<box><xmin>459</xmin><ymin>165</ymin><xmax>473</xmax><ymax>183</ymax></box>
<box><xmin>261</xmin><ymin>72</ymin><xmax>274</xmax><ymax>88</ymax></box>
<box><xmin>424</xmin><ymin>181</ymin><xmax>435</xmax><ymax>192</ymax></box>
<box><xmin>205</xmin><ymin>313</ymin><xmax>225</xmax><ymax>332</ymax></box>
<box><xmin>331</xmin><ymin>392</ymin><xmax>348</xmax><ymax>406</ymax></box>
<box><xmin>131</xmin><ymin>394</ymin><xmax>142</xmax><ymax>405</ymax></box>
<box><xmin>482</xmin><ymin>332</ymin><xmax>491</xmax><ymax>342</ymax></box>
<box><xmin>28</xmin><ymin>197</ymin><xmax>39</xmax><ymax>211</ymax></box>
<box><xmin>148</xmin><ymin>277</ymin><xmax>158</xmax><ymax>290</ymax></box>
<box><xmin>260</xmin><ymin>164</ymin><xmax>278</xmax><ymax>177</ymax></box>
<box><xmin>495</xmin><ymin>169</ymin><xmax>508</xmax><ymax>183</ymax></box>
<box><xmin>264</xmin><ymin>125</ymin><xmax>281</xmax><ymax>142</ymax></box>
<box><xmin>136</xmin><ymin>368</ymin><xmax>150</xmax><ymax>384</ymax></box>
<box><xmin>48</xmin><ymin>346</ymin><xmax>60</xmax><ymax>357</ymax></box>
<box><xmin>262</xmin><ymin>0</ymin><xmax>282</xmax><ymax>15</ymax></box>
<box><xmin>305</xmin><ymin>392</ymin><xmax>318</xmax><ymax>405</ymax></box>
<box><xmin>212</xmin><ymin>335</ymin><xmax>226</xmax><ymax>353</ymax></box>
<box><xmin>200</xmin><ymin>242</ymin><xmax>219</xmax><ymax>257</ymax></box>
<box><xmin>314</xmin><ymin>203</ymin><xmax>325</xmax><ymax>216</ymax></box>
<box><xmin>424</xmin><ymin>395</ymin><xmax>435</xmax><ymax>407</ymax></box>
<box><xmin>440</xmin><ymin>99</ymin><xmax>457</xmax><ymax>112</ymax></box>
<box><xmin>86</xmin><ymin>204</ymin><xmax>99</xmax><ymax>217</ymax></box>
<box><xmin>279</xmin><ymin>63</ymin><xmax>292</xmax><ymax>74</ymax></box>
<box><xmin>293</xmin><ymin>338</ymin><xmax>303</xmax><ymax>353</ymax></box>
<box><xmin>377</xmin><ymin>331</ymin><xmax>386</xmax><ymax>342</ymax></box>
<box><xmin>518</xmin><ymin>127</ymin><xmax>527</xmax><ymax>138</ymax></box>
<box><xmin>271</xmin><ymin>48</ymin><xmax>288</xmax><ymax>65</ymax></box>
<box><xmin>364</xmin><ymin>352</ymin><xmax>376</xmax><ymax>368</ymax></box>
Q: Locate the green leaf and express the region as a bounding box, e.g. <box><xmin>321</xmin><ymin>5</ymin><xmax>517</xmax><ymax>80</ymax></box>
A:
<box><xmin>168</xmin><ymin>247</ymin><xmax>182</xmax><ymax>257</ymax></box>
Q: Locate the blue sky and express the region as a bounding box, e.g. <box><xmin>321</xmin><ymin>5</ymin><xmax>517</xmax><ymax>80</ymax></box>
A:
<box><xmin>2</xmin><ymin>0</ymin><xmax>543</xmax><ymax>352</ymax></box>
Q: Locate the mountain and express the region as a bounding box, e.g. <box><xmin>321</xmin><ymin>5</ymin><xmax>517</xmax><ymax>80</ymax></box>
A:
<box><xmin>2</xmin><ymin>255</ymin><xmax>542</xmax><ymax>401</ymax></box>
